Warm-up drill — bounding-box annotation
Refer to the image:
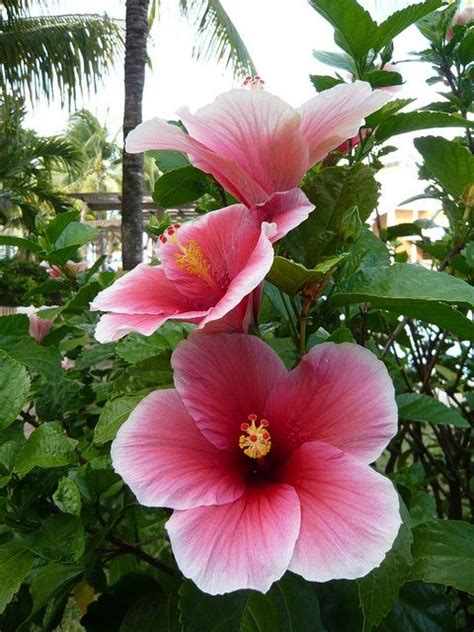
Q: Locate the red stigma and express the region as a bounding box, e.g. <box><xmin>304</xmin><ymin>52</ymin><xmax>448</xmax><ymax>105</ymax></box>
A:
<box><xmin>159</xmin><ymin>235</ymin><xmax>167</xmax><ymax>243</ymax></box>
<box><xmin>248</xmin><ymin>414</ymin><xmax>257</xmax><ymax>422</ymax></box>
<box><xmin>262</xmin><ymin>432</ymin><xmax>269</xmax><ymax>440</ymax></box>
<box><xmin>240</xmin><ymin>422</ymin><xmax>249</xmax><ymax>431</ymax></box>
<box><xmin>167</xmin><ymin>227</ymin><xmax>175</xmax><ymax>235</ymax></box>
<box><xmin>260</xmin><ymin>419</ymin><xmax>269</xmax><ymax>427</ymax></box>
<box><xmin>250</xmin><ymin>435</ymin><xmax>258</xmax><ymax>442</ymax></box>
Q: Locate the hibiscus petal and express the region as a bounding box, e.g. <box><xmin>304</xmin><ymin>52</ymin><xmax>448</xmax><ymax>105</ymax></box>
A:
<box><xmin>95</xmin><ymin>313</ymin><xmax>172</xmax><ymax>343</ymax></box>
<box><xmin>172</xmin><ymin>332</ymin><xmax>287</xmax><ymax>450</ymax></box>
<box><xmin>265</xmin><ymin>342</ymin><xmax>397</xmax><ymax>463</ymax></box>
<box><xmin>125</xmin><ymin>117</ymin><xmax>267</xmax><ymax>206</ymax></box>
<box><xmin>111</xmin><ymin>390</ymin><xmax>245</xmax><ymax>509</ymax></box>
<box><xmin>178</xmin><ymin>89</ymin><xmax>309</xmax><ymax>197</ymax></box>
<box><xmin>158</xmin><ymin>205</ymin><xmax>274</xmax><ymax>315</ymax></box>
<box><xmin>253</xmin><ymin>188</ymin><xmax>315</xmax><ymax>242</ymax></box>
<box><xmin>299</xmin><ymin>81</ymin><xmax>390</xmax><ymax>165</ymax></box>
<box><xmin>91</xmin><ymin>264</ymin><xmax>202</xmax><ymax>315</ymax></box>
<box><xmin>280</xmin><ymin>440</ymin><xmax>401</xmax><ymax>582</ymax></box>
<box><xmin>166</xmin><ymin>482</ymin><xmax>300</xmax><ymax>594</ymax></box>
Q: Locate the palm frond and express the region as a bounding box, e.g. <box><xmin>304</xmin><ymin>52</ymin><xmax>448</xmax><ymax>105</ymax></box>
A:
<box><xmin>179</xmin><ymin>0</ymin><xmax>256</xmax><ymax>78</ymax></box>
<box><xmin>0</xmin><ymin>13</ymin><xmax>124</xmax><ymax>104</ymax></box>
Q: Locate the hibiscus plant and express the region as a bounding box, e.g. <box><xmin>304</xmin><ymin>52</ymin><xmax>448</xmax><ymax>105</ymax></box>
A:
<box><xmin>0</xmin><ymin>0</ymin><xmax>472</xmax><ymax>630</ymax></box>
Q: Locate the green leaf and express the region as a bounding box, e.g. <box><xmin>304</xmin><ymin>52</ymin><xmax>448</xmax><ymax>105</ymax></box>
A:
<box><xmin>46</xmin><ymin>245</ymin><xmax>84</xmax><ymax>266</ymax></box>
<box><xmin>408</xmin><ymin>520</ymin><xmax>474</xmax><ymax>594</ymax></box>
<box><xmin>374</xmin><ymin>0</ymin><xmax>443</xmax><ymax>51</ymax></box>
<box><xmin>396</xmin><ymin>393</ymin><xmax>469</xmax><ymax>428</ymax></box>
<box><xmin>94</xmin><ymin>394</ymin><xmax>148</xmax><ymax>445</ymax></box>
<box><xmin>312</xmin><ymin>50</ymin><xmax>355</xmax><ymax>72</ymax></box>
<box><xmin>414</xmin><ymin>136</ymin><xmax>474</xmax><ymax>199</ymax></box>
<box><xmin>54</xmin><ymin>222</ymin><xmax>98</xmax><ymax>249</ymax></box>
<box><xmin>28</xmin><ymin>514</ymin><xmax>85</xmax><ymax>563</ymax></box>
<box><xmin>266</xmin><ymin>254</ymin><xmax>348</xmax><ymax>296</ymax></box>
<box><xmin>364</xmin><ymin>70</ymin><xmax>403</xmax><ymax>89</ymax></box>
<box><xmin>309</xmin><ymin>0</ymin><xmax>377</xmax><ymax>61</ymax></box>
<box><xmin>365</xmin><ymin>98</ymin><xmax>414</xmax><ymax>128</ymax></box>
<box><xmin>74</xmin><ymin>343</ymin><xmax>116</xmax><ymax>370</ymax></box>
<box><xmin>332</xmin><ymin>263</ymin><xmax>474</xmax><ymax>309</ymax></box>
<box><xmin>153</xmin><ymin>166</ymin><xmax>208</xmax><ymax>208</ymax></box>
<box><xmin>384</xmin><ymin>301</ymin><xmax>474</xmax><ymax>342</ymax></box>
<box><xmin>458</xmin><ymin>28</ymin><xmax>474</xmax><ymax>64</ymax></box>
<box><xmin>417</xmin><ymin>2</ymin><xmax>459</xmax><ymax>43</ymax></box>
<box><xmin>0</xmin><ymin>314</ymin><xmax>29</xmax><ymax>338</ymax></box>
<box><xmin>301</xmin><ymin>164</ymin><xmax>379</xmax><ymax>265</ymax></box>
<box><xmin>147</xmin><ymin>149</ymin><xmax>190</xmax><ymax>173</ymax></box>
<box><xmin>45</xmin><ymin>210</ymin><xmax>80</xmax><ymax>244</ymax></box>
<box><xmin>116</xmin><ymin>331</ymin><xmax>171</xmax><ymax>364</ymax></box>
<box><xmin>30</xmin><ymin>562</ymin><xmax>83</xmax><ymax>613</ymax></box>
<box><xmin>179</xmin><ymin>572</ymin><xmax>323</xmax><ymax>632</ymax></box>
<box><xmin>376</xmin><ymin>582</ymin><xmax>456</xmax><ymax>632</ymax></box>
<box><xmin>0</xmin><ymin>235</ymin><xmax>42</xmax><ymax>253</ymax></box>
<box><xmin>2</xmin><ymin>338</ymin><xmax>63</xmax><ymax>380</ymax></box>
<box><xmin>53</xmin><ymin>477</ymin><xmax>82</xmax><ymax>516</ymax></box>
<box><xmin>385</xmin><ymin>223</ymin><xmax>422</xmax><ymax>240</ymax></box>
<box><xmin>0</xmin><ymin>542</ymin><xmax>36</xmax><ymax>614</ymax></box>
<box><xmin>375</xmin><ymin>112</ymin><xmax>474</xmax><ymax>143</ymax></box>
<box><xmin>62</xmin><ymin>281</ymin><xmax>101</xmax><ymax>314</ymax></box>
<box><xmin>35</xmin><ymin>378</ymin><xmax>84</xmax><ymax>421</ymax></box>
<box><xmin>0</xmin><ymin>350</ymin><xmax>30</xmax><ymax>431</ymax></box>
<box><xmin>358</xmin><ymin>503</ymin><xmax>413</xmax><ymax>632</ymax></box>
<box><xmin>14</xmin><ymin>422</ymin><xmax>78</xmax><ymax>476</ymax></box>
<box><xmin>310</xmin><ymin>74</ymin><xmax>344</xmax><ymax>92</ymax></box>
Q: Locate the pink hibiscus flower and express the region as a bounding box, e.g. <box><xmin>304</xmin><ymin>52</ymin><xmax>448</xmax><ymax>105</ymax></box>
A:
<box><xmin>47</xmin><ymin>260</ymin><xmax>88</xmax><ymax>278</ymax></box>
<box><xmin>125</xmin><ymin>80</ymin><xmax>389</xmax><ymax>238</ymax></box>
<box><xmin>16</xmin><ymin>305</ymin><xmax>55</xmax><ymax>342</ymax></box>
<box><xmin>112</xmin><ymin>333</ymin><xmax>400</xmax><ymax>594</ymax></box>
<box><xmin>91</xmin><ymin>201</ymin><xmax>313</xmax><ymax>342</ymax></box>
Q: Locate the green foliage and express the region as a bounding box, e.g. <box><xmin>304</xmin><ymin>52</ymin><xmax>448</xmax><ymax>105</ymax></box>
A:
<box><xmin>415</xmin><ymin>136</ymin><xmax>474</xmax><ymax>199</ymax></box>
<box><xmin>153</xmin><ymin>166</ymin><xmax>209</xmax><ymax>208</ymax></box>
<box><xmin>179</xmin><ymin>0</ymin><xmax>256</xmax><ymax>77</ymax></box>
<box><xmin>0</xmin><ymin>258</ymin><xmax>49</xmax><ymax>305</ymax></box>
<box><xmin>0</xmin><ymin>349</ymin><xmax>30</xmax><ymax>429</ymax></box>
<box><xmin>408</xmin><ymin>521</ymin><xmax>474</xmax><ymax>594</ymax></box>
<box><xmin>0</xmin><ymin>542</ymin><xmax>36</xmax><ymax>614</ymax></box>
<box><xmin>357</xmin><ymin>504</ymin><xmax>413</xmax><ymax>632</ymax></box>
<box><xmin>179</xmin><ymin>573</ymin><xmax>323</xmax><ymax>631</ymax></box>
<box><xmin>14</xmin><ymin>422</ymin><xmax>78</xmax><ymax>476</ymax></box>
<box><xmin>0</xmin><ymin>1</ymin><xmax>472</xmax><ymax>629</ymax></box>
<box><xmin>396</xmin><ymin>393</ymin><xmax>469</xmax><ymax>428</ymax></box>
<box><xmin>0</xmin><ymin>9</ymin><xmax>123</xmax><ymax>103</ymax></box>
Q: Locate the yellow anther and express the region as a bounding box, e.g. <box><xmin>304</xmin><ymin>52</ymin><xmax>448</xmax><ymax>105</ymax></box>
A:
<box><xmin>239</xmin><ymin>415</ymin><xmax>271</xmax><ymax>459</ymax></box>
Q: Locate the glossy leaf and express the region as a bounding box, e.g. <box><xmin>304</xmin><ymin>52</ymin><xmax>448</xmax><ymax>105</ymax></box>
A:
<box><xmin>94</xmin><ymin>393</ymin><xmax>149</xmax><ymax>445</ymax></box>
<box><xmin>179</xmin><ymin>573</ymin><xmax>323</xmax><ymax>632</ymax></box>
<box><xmin>266</xmin><ymin>253</ymin><xmax>348</xmax><ymax>296</ymax></box>
<box><xmin>414</xmin><ymin>136</ymin><xmax>474</xmax><ymax>199</ymax></box>
<box><xmin>0</xmin><ymin>350</ymin><xmax>30</xmax><ymax>430</ymax></box>
<box><xmin>358</xmin><ymin>503</ymin><xmax>413</xmax><ymax>632</ymax></box>
<box><xmin>376</xmin><ymin>112</ymin><xmax>473</xmax><ymax>143</ymax></box>
<box><xmin>396</xmin><ymin>393</ymin><xmax>469</xmax><ymax>428</ymax></box>
<box><xmin>309</xmin><ymin>0</ymin><xmax>377</xmax><ymax>60</ymax></box>
<box><xmin>332</xmin><ymin>263</ymin><xmax>474</xmax><ymax>309</ymax></box>
<box><xmin>408</xmin><ymin>520</ymin><xmax>474</xmax><ymax>594</ymax></box>
<box><xmin>0</xmin><ymin>542</ymin><xmax>36</xmax><ymax>614</ymax></box>
<box><xmin>153</xmin><ymin>166</ymin><xmax>208</xmax><ymax>208</ymax></box>
<box><xmin>14</xmin><ymin>422</ymin><xmax>78</xmax><ymax>476</ymax></box>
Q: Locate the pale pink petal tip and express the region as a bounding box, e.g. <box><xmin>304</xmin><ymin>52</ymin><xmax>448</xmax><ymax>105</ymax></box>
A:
<box><xmin>111</xmin><ymin>390</ymin><xmax>245</xmax><ymax>510</ymax></box>
<box><xmin>166</xmin><ymin>483</ymin><xmax>300</xmax><ymax>594</ymax></box>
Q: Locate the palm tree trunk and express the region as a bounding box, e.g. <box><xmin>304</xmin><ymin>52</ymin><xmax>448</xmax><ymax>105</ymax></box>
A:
<box><xmin>121</xmin><ymin>0</ymin><xmax>150</xmax><ymax>270</ymax></box>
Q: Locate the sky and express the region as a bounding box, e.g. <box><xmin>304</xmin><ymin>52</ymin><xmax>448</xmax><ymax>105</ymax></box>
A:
<box><xmin>23</xmin><ymin>0</ymin><xmax>464</xmax><ymax>215</ymax></box>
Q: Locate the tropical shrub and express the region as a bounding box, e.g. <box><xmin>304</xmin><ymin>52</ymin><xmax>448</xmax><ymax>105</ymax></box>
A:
<box><xmin>0</xmin><ymin>1</ymin><xmax>472</xmax><ymax>630</ymax></box>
